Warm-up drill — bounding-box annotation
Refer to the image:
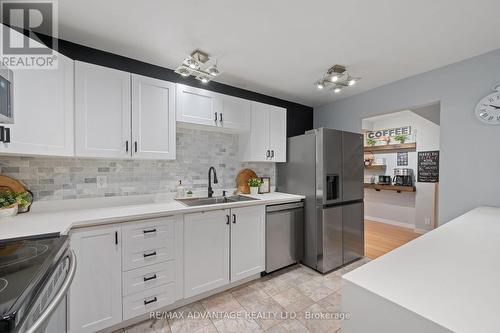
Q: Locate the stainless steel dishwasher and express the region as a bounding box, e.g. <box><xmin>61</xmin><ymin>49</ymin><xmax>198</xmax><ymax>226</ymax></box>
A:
<box><xmin>265</xmin><ymin>201</ymin><xmax>304</xmax><ymax>273</ymax></box>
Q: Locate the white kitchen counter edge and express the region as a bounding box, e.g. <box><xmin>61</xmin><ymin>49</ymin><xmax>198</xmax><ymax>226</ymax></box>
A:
<box><xmin>0</xmin><ymin>192</ymin><xmax>304</xmax><ymax>242</ymax></box>
<box><xmin>342</xmin><ymin>206</ymin><xmax>500</xmax><ymax>333</ymax></box>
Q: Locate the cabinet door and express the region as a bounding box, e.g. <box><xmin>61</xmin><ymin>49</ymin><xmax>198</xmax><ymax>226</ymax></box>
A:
<box><xmin>269</xmin><ymin>106</ymin><xmax>287</xmax><ymax>162</ymax></box>
<box><xmin>75</xmin><ymin>61</ymin><xmax>131</xmax><ymax>158</ymax></box>
<box><xmin>249</xmin><ymin>101</ymin><xmax>271</xmax><ymax>161</ymax></box>
<box><xmin>69</xmin><ymin>225</ymin><xmax>122</xmax><ymax>333</ymax></box>
<box><xmin>184</xmin><ymin>210</ymin><xmax>230</xmax><ymax>297</ymax></box>
<box><xmin>220</xmin><ymin>95</ymin><xmax>250</xmax><ymax>131</ymax></box>
<box><xmin>230</xmin><ymin>206</ymin><xmax>265</xmax><ymax>282</ymax></box>
<box><xmin>131</xmin><ymin>75</ymin><xmax>176</xmax><ymax>160</ymax></box>
<box><xmin>0</xmin><ymin>27</ymin><xmax>74</xmax><ymax>156</ymax></box>
<box><xmin>176</xmin><ymin>84</ymin><xmax>221</xmax><ymax>127</ymax></box>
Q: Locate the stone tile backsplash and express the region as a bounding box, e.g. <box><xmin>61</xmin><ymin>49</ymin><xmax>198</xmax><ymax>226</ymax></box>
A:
<box><xmin>0</xmin><ymin>128</ymin><xmax>276</xmax><ymax>201</ymax></box>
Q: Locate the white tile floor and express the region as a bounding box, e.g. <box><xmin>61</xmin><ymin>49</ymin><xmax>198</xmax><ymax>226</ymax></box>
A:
<box><xmin>115</xmin><ymin>258</ymin><xmax>370</xmax><ymax>333</ymax></box>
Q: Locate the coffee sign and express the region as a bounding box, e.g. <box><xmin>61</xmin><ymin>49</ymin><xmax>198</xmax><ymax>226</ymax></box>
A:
<box><xmin>366</xmin><ymin>126</ymin><xmax>411</xmax><ymax>139</ymax></box>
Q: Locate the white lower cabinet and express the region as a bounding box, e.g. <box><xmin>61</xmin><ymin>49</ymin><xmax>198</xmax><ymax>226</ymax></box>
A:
<box><xmin>70</xmin><ymin>206</ymin><xmax>266</xmax><ymax>332</ymax></box>
<box><xmin>123</xmin><ymin>284</ymin><xmax>176</xmax><ymax>321</ymax></box>
<box><xmin>184</xmin><ymin>206</ymin><xmax>265</xmax><ymax>298</ymax></box>
<box><xmin>184</xmin><ymin>210</ymin><xmax>230</xmax><ymax>298</ymax></box>
<box><xmin>69</xmin><ymin>225</ymin><xmax>122</xmax><ymax>333</ymax></box>
<box><xmin>69</xmin><ymin>216</ymin><xmax>183</xmax><ymax>333</ymax></box>
<box><xmin>230</xmin><ymin>206</ymin><xmax>266</xmax><ymax>281</ymax></box>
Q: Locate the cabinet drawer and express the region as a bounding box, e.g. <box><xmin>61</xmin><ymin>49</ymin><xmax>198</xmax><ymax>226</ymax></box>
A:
<box><xmin>123</xmin><ymin>261</ymin><xmax>175</xmax><ymax>296</ymax></box>
<box><xmin>122</xmin><ymin>217</ymin><xmax>174</xmax><ymax>249</ymax></box>
<box><xmin>122</xmin><ymin>242</ymin><xmax>174</xmax><ymax>271</ymax></box>
<box><xmin>123</xmin><ymin>284</ymin><xmax>175</xmax><ymax>321</ymax></box>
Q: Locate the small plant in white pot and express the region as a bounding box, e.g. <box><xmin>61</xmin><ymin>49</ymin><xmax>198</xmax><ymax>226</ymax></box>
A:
<box><xmin>248</xmin><ymin>178</ymin><xmax>262</xmax><ymax>195</ymax></box>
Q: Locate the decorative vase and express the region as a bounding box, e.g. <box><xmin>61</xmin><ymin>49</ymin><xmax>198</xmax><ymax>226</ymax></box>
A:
<box><xmin>250</xmin><ymin>187</ymin><xmax>259</xmax><ymax>195</ymax></box>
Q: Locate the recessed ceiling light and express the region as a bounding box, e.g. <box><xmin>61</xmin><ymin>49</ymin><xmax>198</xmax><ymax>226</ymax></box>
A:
<box><xmin>317</xmin><ymin>82</ymin><xmax>324</xmax><ymax>89</ymax></box>
<box><xmin>349</xmin><ymin>79</ymin><xmax>356</xmax><ymax>86</ymax></box>
<box><xmin>330</xmin><ymin>75</ymin><xmax>338</xmax><ymax>82</ymax></box>
<box><xmin>201</xmin><ymin>77</ymin><xmax>209</xmax><ymax>83</ymax></box>
<box><xmin>334</xmin><ymin>88</ymin><xmax>341</xmax><ymax>93</ymax></box>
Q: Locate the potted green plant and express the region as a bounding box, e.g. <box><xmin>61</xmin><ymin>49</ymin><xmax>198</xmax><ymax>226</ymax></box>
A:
<box><xmin>0</xmin><ymin>190</ymin><xmax>33</xmax><ymax>217</ymax></box>
<box><xmin>394</xmin><ymin>135</ymin><xmax>408</xmax><ymax>144</ymax></box>
<box><xmin>248</xmin><ymin>178</ymin><xmax>263</xmax><ymax>195</ymax></box>
<box><xmin>366</xmin><ymin>138</ymin><xmax>376</xmax><ymax>147</ymax></box>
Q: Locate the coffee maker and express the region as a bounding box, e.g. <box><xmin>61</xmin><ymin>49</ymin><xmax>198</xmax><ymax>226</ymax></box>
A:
<box><xmin>393</xmin><ymin>168</ymin><xmax>414</xmax><ymax>186</ymax></box>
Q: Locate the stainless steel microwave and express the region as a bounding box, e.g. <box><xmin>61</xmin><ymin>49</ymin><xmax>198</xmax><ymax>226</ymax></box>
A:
<box><xmin>0</xmin><ymin>65</ymin><xmax>13</xmax><ymax>124</ymax></box>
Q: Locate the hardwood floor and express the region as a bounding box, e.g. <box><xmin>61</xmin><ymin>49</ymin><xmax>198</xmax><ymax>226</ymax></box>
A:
<box><xmin>364</xmin><ymin>220</ymin><xmax>421</xmax><ymax>259</ymax></box>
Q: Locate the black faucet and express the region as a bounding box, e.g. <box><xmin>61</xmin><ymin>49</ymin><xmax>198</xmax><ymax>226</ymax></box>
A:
<box><xmin>208</xmin><ymin>166</ymin><xmax>218</xmax><ymax>198</ymax></box>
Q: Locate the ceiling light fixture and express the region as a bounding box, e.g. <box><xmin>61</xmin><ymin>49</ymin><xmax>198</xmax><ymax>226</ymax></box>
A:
<box><xmin>315</xmin><ymin>64</ymin><xmax>361</xmax><ymax>92</ymax></box>
<box><xmin>175</xmin><ymin>49</ymin><xmax>222</xmax><ymax>83</ymax></box>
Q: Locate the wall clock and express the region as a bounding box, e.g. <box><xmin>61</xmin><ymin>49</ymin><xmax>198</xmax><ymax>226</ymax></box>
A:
<box><xmin>475</xmin><ymin>84</ymin><xmax>500</xmax><ymax>125</ymax></box>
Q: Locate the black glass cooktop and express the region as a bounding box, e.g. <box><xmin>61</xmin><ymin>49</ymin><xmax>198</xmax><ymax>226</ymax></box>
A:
<box><xmin>0</xmin><ymin>235</ymin><xmax>68</xmax><ymax>331</ymax></box>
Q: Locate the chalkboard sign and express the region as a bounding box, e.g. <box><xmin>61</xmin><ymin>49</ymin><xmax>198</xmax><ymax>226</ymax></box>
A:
<box><xmin>418</xmin><ymin>151</ymin><xmax>439</xmax><ymax>183</ymax></box>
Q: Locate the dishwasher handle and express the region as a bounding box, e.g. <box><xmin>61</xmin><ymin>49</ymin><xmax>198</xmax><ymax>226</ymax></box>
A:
<box><xmin>266</xmin><ymin>201</ymin><xmax>304</xmax><ymax>213</ymax></box>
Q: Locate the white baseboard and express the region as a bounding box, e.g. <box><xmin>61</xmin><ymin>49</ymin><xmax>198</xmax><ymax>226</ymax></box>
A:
<box><xmin>365</xmin><ymin>215</ymin><xmax>414</xmax><ymax>228</ymax></box>
<box><xmin>365</xmin><ymin>215</ymin><xmax>429</xmax><ymax>234</ymax></box>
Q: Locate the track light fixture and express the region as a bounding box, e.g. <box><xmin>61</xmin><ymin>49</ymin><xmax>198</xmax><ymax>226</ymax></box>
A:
<box><xmin>175</xmin><ymin>50</ymin><xmax>222</xmax><ymax>83</ymax></box>
<box><xmin>315</xmin><ymin>64</ymin><xmax>361</xmax><ymax>93</ymax></box>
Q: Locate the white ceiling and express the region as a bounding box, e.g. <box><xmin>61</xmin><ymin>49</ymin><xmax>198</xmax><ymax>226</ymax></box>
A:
<box><xmin>58</xmin><ymin>0</ymin><xmax>500</xmax><ymax>107</ymax></box>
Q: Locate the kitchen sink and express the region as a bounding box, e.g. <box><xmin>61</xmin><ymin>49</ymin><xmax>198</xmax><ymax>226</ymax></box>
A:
<box><xmin>176</xmin><ymin>195</ymin><xmax>258</xmax><ymax>207</ymax></box>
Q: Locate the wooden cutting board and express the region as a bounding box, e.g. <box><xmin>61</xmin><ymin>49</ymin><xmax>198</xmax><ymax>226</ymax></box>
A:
<box><xmin>0</xmin><ymin>175</ymin><xmax>26</xmax><ymax>193</ymax></box>
<box><xmin>235</xmin><ymin>169</ymin><xmax>258</xmax><ymax>194</ymax></box>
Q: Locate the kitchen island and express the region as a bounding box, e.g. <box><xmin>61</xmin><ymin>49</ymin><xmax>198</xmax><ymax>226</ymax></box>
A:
<box><xmin>342</xmin><ymin>206</ymin><xmax>500</xmax><ymax>333</ymax></box>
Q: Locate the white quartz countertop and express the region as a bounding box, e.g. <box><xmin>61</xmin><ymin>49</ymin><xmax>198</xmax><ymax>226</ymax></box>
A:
<box><xmin>343</xmin><ymin>206</ymin><xmax>500</xmax><ymax>333</ymax></box>
<box><xmin>0</xmin><ymin>192</ymin><xmax>304</xmax><ymax>242</ymax></box>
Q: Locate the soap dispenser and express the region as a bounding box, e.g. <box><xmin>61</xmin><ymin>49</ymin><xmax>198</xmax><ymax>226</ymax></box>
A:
<box><xmin>176</xmin><ymin>180</ymin><xmax>185</xmax><ymax>198</ymax></box>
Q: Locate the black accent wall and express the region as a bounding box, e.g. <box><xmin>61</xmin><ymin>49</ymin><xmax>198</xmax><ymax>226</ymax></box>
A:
<box><xmin>34</xmin><ymin>32</ymin><xmax>313</xmax><ymax>138</ymax></box>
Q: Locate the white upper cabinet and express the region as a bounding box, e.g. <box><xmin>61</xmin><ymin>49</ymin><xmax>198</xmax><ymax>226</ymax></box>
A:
<box><xmin>230</xmin><ymin>206</ymin><xmax>265</xmax><ymax>282</ymax></box>
<box><xmin>131</xmin><ymin>74</ymin><xmax>176</xmax><ymax>160</ymax></box>
<box><xmin>239</xmin><ymin>101</ymin><xmax>287</xmax><ymax>162</ymax></box>
<box><xmin>0</xmin><ymin>26</ymin><xmax>74</xmax><ymax>156</ymax></box>
<box><xmin>268</xmin><ymin>105</ymin><xmax>287</xmax><ymax>162</ymax></box>
<box><xmin>220</xmin><ymin>95</ymin><xmax>251</xmax><ymax>131</ymax></box>
<box><xmin>75</xmin><ymin>61</ymin><xmax>131</xmax><ymax>158</ymax></box>
<box><xmin>75</xmin><ymin>62</ymin><xmax>176</xmax><ymax>160</ymax></box>
<box><xmin>176</xmin><ymin>84</ymin><xmax>250</xmax><ymax>132</ymax></box>
<box><xmin>176</xmin><ymin>84</ymin><xmax>221</xmax><ymax>127</ymax></box>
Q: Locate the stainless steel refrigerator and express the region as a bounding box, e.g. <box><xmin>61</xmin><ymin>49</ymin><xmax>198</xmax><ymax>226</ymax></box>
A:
<box><xmin>277</xmin><ymin>128</ymin><xmax>364</xmax><ymax>273</ymax></box>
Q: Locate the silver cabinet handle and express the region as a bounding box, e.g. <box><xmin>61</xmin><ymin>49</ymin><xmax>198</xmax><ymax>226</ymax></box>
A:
<box><xmin>271</xmin><ymin>150</ymin><xmax>275</xmax><ymax>158</ymax></box>
<box><xmin>232</xmin><ymin>214</ymin><xmax>236</xmax><ymax>224</ymax></box>
<box><xmin>25</xmin><ymin>250</ymin><xmax>77</xmax><ymax>333</ymax></box>
<box><xmin>266</xmin><ymin>150</ymin><xmax>270</xmax><ymax>158</ymax></box>
<box><xmin>143</xmin><ymin>228</ymin><xmax>157</xmax><ymax>234</ymax></box>
<box><xmin>126</xmin><ymin>140</ymin><xmax>129</xmax><ymax>152</ymax></box>
<box><xmin>214</xmin><ymin>112</ymin><xmax>218</xmax><ymax>122</ymax></box>
<box><xmin>219</xmin><ymin>113</ymin><xmax>223</xmax><ymax>123</ymax></box>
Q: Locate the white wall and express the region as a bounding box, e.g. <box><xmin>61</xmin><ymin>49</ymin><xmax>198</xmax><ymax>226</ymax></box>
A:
<box><xmin>314</xmin><ymin>48</ymin><xmax>500</xmax><ymax>224</ymax></box>
<box><xmin>363</xmin><ymin>110</ymin><xmax>440</xmax><ymax>231</ymax></box>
